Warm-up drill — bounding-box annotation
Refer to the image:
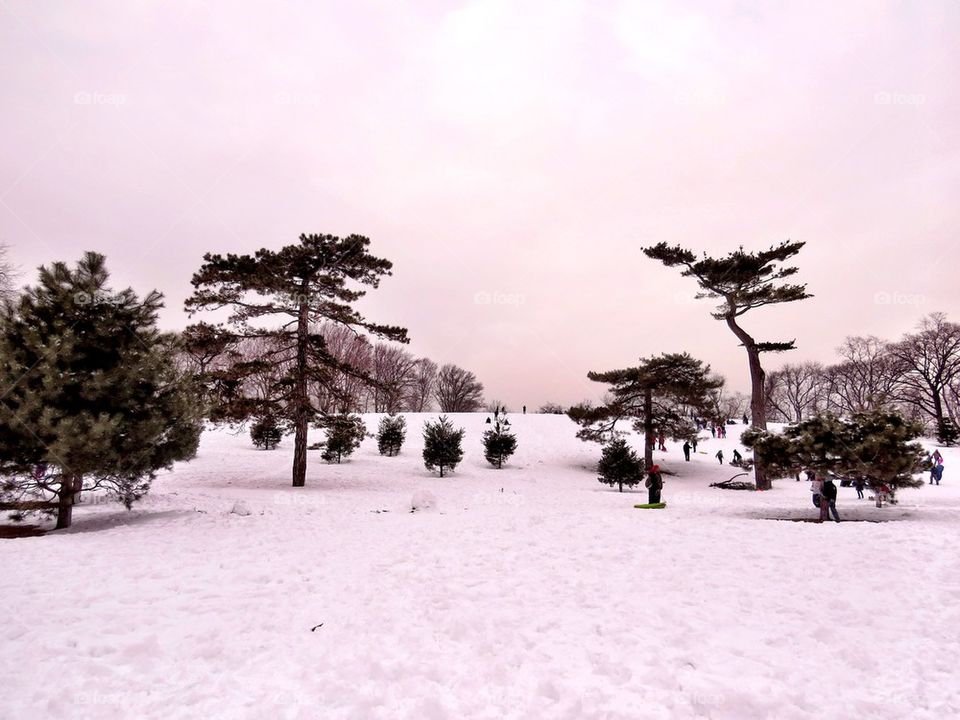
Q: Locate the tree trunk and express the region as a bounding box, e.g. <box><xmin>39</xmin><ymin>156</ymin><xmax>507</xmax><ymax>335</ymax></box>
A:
<box><xmin>643</xmin><ymin>387</ymin><xmax>654</xmax><ymax>470</ymax></box>
<box><xmin>292</xmin><ymin>292</ymin><xmax>310</xmax><ymax>487</ymax></box>
<box><xmin>55</xmin><ymin>474</ymin><xmax>80</xmax><ymax>530</ymax></box>
<box><xmin>725</xmin><ymin>314</ymin><xmax>771</xmax><ymax>490</ymax></box>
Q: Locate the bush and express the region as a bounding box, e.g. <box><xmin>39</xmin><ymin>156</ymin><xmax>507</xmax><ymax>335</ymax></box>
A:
<box><xmin>377</xmin><ymin>413</ymin><xmax>407</xmax><ymax>456</ymax></box>
<box><xmin>318</xmin><ymin>413</ymin><xmax>366</xmax><ymax>463</ymax></box>
<box><xmin>597</xmin><ymin>437</ymin><xmax>644</xmax><ymax>492</ymax></box>
<box><xmin>483</xmin><ymin>406</ymin><xmax>517</xmax><ymax>469</ymax></box>
<box><xmin>937</xmin><ymin>418</ymin><xmax>959</xmax><ymax>446</ymax></box>
<box><xmin>423</xmin><ymin>415</ymin><xmax>464</xmax><ymax>477</ymax></box>
<box><xmin>250</xmin><ymin>416</ymin><xmax>282</xmax><ymax>450</ymax></box>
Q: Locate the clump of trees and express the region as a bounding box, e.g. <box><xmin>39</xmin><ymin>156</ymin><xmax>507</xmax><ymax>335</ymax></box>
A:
<box><xmin>597</xmin><ymin>438</ymin><xmax>644</xmax><ymax>492</ymax></box>
<box><xmin>761</xmin><ymin>314</ymin><xmax>960</xmax><ymax>446</ymax></box>
<box><xmin>377</xmin><ymin>413</ymin><xmax>406</xmax><ymax>456</ymax></box>
<box><xmin>423</xmin><ymin>416</ymin><xmax>464</xmax><ymax>477</ymax></box>
<box><xmin>0</xmin><ymin>253</ymin><xmax>203</xmax><ymax>529</ymax></box>
<box><xmin>742</xmin><ymin>410</ymin><xmax>926</xmax><ymax>506</ymax></box>
<box><xmin>250</xmin><ymin>416</ymin><xmax>282</xmax><ymax>450</ymax></box>
<box><xmin>318</xmin><ymin>413</ymin><xmax>366</xmax><ymax>463</ymax></box>
<box><xmin>483</xmin><ymin>406</ymin><xmax>517</xmax><ymax>468</ymax></box>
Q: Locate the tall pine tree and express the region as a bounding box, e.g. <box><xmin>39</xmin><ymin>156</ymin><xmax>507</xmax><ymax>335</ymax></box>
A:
<box><xmin>643</xmin><ymin>242</ymin><xmax>811</xmax><ymax>489</ymax></box>
<box><xmin>0</xmin><ymin>253</ymin><xmax>202</xmax><ymax>529</ymax></box>
<box><xmin>185</xmin><ymin>234</ymin><xmax>408</xmax><ymax>487</ymax></box>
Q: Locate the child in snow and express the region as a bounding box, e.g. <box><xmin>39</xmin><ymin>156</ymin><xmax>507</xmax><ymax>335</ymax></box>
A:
<box><xmin>731</xmin><ymin>449</ymin><xmax>743</xmax><ymax>466</ymax></box>
<box><xmin>715</xmin><ymin>450</ymin><xmax>724</xmax><ymax>465</ymax></box>
<box><xmin>931</xmin><ymin>464</ymin><xmax>944</xmax><ymax>485</ymax></box>
<box><xmin>821</xmin><ymin>478</ymin><xmax>840</xmax><ymax>522</ymax></box>
<box><xmin>658</xmin><ymin>431</ymin><xmax>666</xmax><ymax>452</ymax></box>
<box><xmin>682</xmin><ymin>441</ymin><xmax>691</xmax><ymax>461</ymax></box>
<box><xmin>933</xmin><ymin>449</ymin><xmax>943</xmax><ymax>465</ymax></box>
<box><xmin>645</xmin><ymin>464</ymin><xmax>663</xmax><ymax>504</ymax></box>
<box><xmin>810</xmin><ymin>475</ymin><xmax>823</xmax><ymax>509</ymax></box>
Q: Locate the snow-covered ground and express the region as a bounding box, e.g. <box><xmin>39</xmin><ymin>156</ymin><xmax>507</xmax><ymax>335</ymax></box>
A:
<box><xmin>2</xmin><ymin>414</ymin><xmax>958</xmax><ymax>720</ymax></box>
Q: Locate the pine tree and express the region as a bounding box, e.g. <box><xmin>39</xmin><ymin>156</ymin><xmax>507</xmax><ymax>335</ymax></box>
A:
<box><xmin>318</xmin><ymin>413</ymin><xmax>366</xmax><ymax>463</ymax></box>
<box><xmin>643</xmin><ymin>242</ymin><xmax>811</xmax><ymax>489</ymax></box>
<box><xmin>250</xmin><ymin>415</ymin><xmax>282</xmax><ymax>450</ymax></box>
<box><xmin>422</xmin><ymin>415</ymin><xmax>464</xmax><ymax>477</ymax></box>
<box><xmin>483</xmin><ymin>406</ymin><xmax>517</xmax><ymax>468</ymax></box>
<box><xmin>185</xmin><ymin>233</ymin><xmax>408</xmax><ymax>487</ymax></box>
<box><xmin>936</xmin><ymin>418</ymin><xmax>958</xmax><ymax>446</ymax></box>
<box><xmin>597</xmin><ymin>437</ymin><xmax>644</xmax><ymax>492</ymax></box>
<box><xmin>742</xmin><ymin>410</ymin><xmax>926</xmax><ymax>506</ymax></box>
<box><xmin>0</xmin><ymin>253</ymin><xmax>203</xmax><ymax>529</ymax></box>
<box><xmin>377</xmin><ymin>413</ymin><xmax>406</xmax><ymax>456</ymax></box>
<box><xmin>568</xmin><ymin>352</ymin><xmax>721</xmax><ymax>469</ymax></box>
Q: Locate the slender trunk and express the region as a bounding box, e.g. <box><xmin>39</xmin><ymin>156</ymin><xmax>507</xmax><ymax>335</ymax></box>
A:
<box><xmin>292</xmin><ymin>291</ymin><xmax>310</xmax><ymax>487</ymax></box>
<box><xmin>55</xmin><ymin>474</ymin><xmax>80</xmax><ymax>530</ymax></box>
<box><xmin>643</xmin><ymin>387</ymin><xmax>654</xmax><ymax>470</ymax></box>
<box><xmin>725</xmin><ymin>314</ymin><xmax>771</xmax><ymax>490</ymax></box>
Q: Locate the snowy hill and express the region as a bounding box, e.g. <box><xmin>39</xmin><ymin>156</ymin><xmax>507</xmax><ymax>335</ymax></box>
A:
<box><xmin>2</xmin><ymin>414</ymin><xmax>958</xmax><ymax>719</ymax></box>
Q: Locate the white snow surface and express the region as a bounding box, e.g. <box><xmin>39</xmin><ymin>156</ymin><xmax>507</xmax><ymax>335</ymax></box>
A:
<box><xmin>2</xmin><ymin>413</ymin><xmax>958</xmax><ymax>720</ymax></box>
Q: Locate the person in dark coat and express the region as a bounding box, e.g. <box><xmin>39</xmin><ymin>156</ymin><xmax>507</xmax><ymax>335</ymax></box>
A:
<box><xmin>645</xmin><ymin>464</ymin><xmax>663</xmax><ymax>504</ymax></box>
<box><xmin>715</xmin><ymin>450</ymin><xmax>724</xmax><ymax>465</ymax></box>
<box><xmin>821</xmin><ymin>478</ymin><xmax>840</xmax><ymax>522</ymax></box>
<box><xmin>854</xmin><ymin>478</ymin><xmax>865</xmax><ymax>499</ymax></box>
<box><xmin>682</xmin><ymin>441</ymin><xmax>691</xmax><ymax>461</ymax></box>
<box><xmin>732</xmin><ymin>449</ymin><xmax>743</xmax><ymax>466</ymax></box>
<box><xmin>691</xmin><ymin>437</ymin><xmax>698</xmax><ymax>452</ymax></box>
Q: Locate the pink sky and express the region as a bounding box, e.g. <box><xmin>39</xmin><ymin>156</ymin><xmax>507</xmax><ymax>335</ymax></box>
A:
<box><xmin>2</xmin><ymin>1</ymin><xmax>958</xmax><ymax>407</ymax></box>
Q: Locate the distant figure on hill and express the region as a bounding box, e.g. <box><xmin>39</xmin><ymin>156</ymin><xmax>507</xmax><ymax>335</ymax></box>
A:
<box><xmin>854</xmin><ymin>478</ymin><xmax>865</xmax><ymax>499</ymax></box>
<box><xmin>715</xmin><ymin>450</ymin><xmax>723</xmax><ymax>464</ymax></box>
<box><xmin>710</xmin><ymin>424</ymin><xmax>716</xmax><ymax>438</ymax></box>
<box><xmin>658</xmin><ymin>431</ymin><xmax>666</xmax><ymax>451</ymax></box>
<box><xmin>645</xmin><ymin>464</ymin><xmax>663</xmax><ymax>504</ymax></box>
<box><xmin>742</xmin><ymin>413</ymin><xmax>749</xmax><ymax>425</ymax></box>
<box><xmin>522</xmin><ymin>405</ymin><xmax>526</xmax><ymax>415</ymax></box>
<box><xmin>691</xmin><ymin>436</ymin><xmax>698</xmax><ymax>452</ymax></box>
<box><xmin>682</xmin><ymin>441</ymin><xmax>691</xmax><ymax>461</ymax></box>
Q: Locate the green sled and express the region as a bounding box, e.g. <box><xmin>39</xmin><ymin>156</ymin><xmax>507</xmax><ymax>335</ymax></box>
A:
<box><xmin>634</xmin><ymin>502</ymin><xmax>667</xmax><ymax>509</ymax></box>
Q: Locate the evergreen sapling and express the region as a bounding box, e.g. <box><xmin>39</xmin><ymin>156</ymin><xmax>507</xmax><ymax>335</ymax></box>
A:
<box><xmin>377</xmin><ymin>413</ymin><xmax>406</xmax><ymax>456</ymax></box>
<box><xmin>422</xmin><ymin>415</ymin><xmax>464</xmax><ymax>477</ymax></box>
<box><xmin>482</xmin><ymin>406</ymin><xmax>517</xmax><ymax>469</ymax></box>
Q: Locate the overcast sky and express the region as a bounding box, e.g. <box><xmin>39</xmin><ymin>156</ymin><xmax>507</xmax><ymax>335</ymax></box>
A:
<box><xmin>2</xmin><ymin>1</ymin><xmax>958</xmax><ymax>408</ymax></box>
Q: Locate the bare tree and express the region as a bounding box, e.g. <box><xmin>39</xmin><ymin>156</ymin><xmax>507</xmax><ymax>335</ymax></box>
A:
<box><xmin>824</xmin><ymin>336</ymin><xmax>901</xmax><ymax>414</ymax></box>
<box><xmin>889</xmin><ymin>313</ymin><xmax>960</xmax><ymax>438</ymax></box>
<box><xmin>312</xmin><ymin>322</ymin><xmax>372</xmax><ymax>413</ymax></box>
<box><xmin>369</xmin><ymin>343</ymin><xmax>419</xmax><ymax>412</ymax></box>
<box><xmin>406</xmin><ymin>358</ymin><xmax>438</xmax><ymax>412</ymax></box>
<box><xmin>0</xmin><ymin>243</ymin><xmax>17</xmax><ymax>302</ymax></box>
<box><xmin>435</xmin><ymin>363</ymin><xmax>484</xmax><ymax>412</ymax></box>
<box><xmin>765</xmin><ymin>362</ymin><xmax>827</xmax><ymax>422</ymax></box>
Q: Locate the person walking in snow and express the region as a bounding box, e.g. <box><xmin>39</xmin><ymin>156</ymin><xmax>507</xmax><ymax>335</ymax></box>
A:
<box><xmin>742</xmin><ymin>413</ymin><xmax>748</xmax><ymax>425</ymax></box>
<box><xmin>931</xmin><ymin>463</ymin><xmax>944</xmax><ymax>485</ymax></box>
<box><xmin>682</xmin><ymin>441</ymin><xmax>691</xmax><ymax>461</ymax></box>
<box><xmin>691</xmin><ymin>436</ymin><xmax>698</xmax><ymax>452</ymax></box>
<box><xmin>658</xmin><ymin>431</ymin><xmax>666</xmax><ymax>451</ymax></box>
<box><xmin>821</xmin><ymin>477</ymin><xmax>840</xmax><ymax>522</ymax></box>
<box><xmin>710</xmin><ymin>424</ymin><xmax>716</xmax><ymax>438</ymax></box>
<box><xmin>933</xmin><ymin>449</ymin><xmax>943</xmax><ymax>465</ymax></box>
<box><xmin>645</xmin><ymin>464</ymin><xmax>663</xmax><ymax>504</ymax></box>
<box><xmin>854</xmin><ymin>478</ymin><xmax>865</xmax><ymax>499</ymax></box>
<box><xmin>715</xmin><ymin>450</ymin><xmax>724</xmax><ymax>465</ymax></box>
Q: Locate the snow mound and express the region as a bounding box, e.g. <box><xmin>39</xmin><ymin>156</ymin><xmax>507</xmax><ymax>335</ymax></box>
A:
<box><xmin>229</xmin><ymin>500</ymin><xmax>252</xmax><ymax>517</ymax></box>
<box><xmin>410</xmin><ymin>489</ymin><xmax>437</xmax><ymax>513</ymax></box>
